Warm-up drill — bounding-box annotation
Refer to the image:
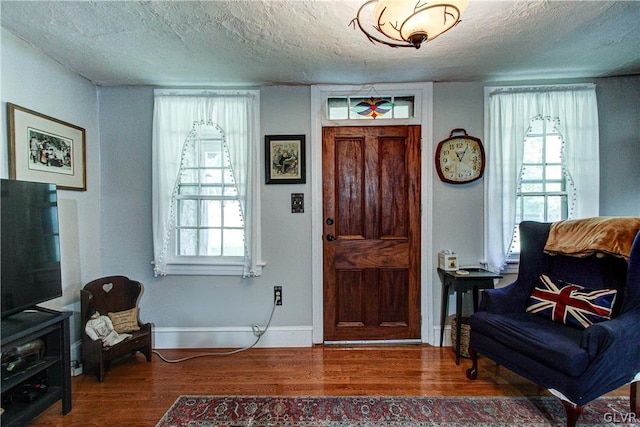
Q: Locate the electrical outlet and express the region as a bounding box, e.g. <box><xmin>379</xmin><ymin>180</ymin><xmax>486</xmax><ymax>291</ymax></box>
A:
<box><xmin>70</xmin><ymin>361</ymin><xmax>83</xmax><ymax>376</ymax></box>
<box><xmin>274</xmin><ymin>286</ymin><xmax>283</xmax><ymax>306</ymax></box>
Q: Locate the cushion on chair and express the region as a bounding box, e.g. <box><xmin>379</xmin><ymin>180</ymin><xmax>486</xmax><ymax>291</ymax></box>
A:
<box><xmin>470</xmin><ymin>311</ymin><xmax>589</xmax><ymax>376</ymax></box>
<box><xmin>108</xmin><ymin>308</ymin><xmax>141</xmax><ymax>333</ymax></box>
<box><xmin>526</xmin><ymin>275</ymin><xmax>617</xmax><ymax>329</ymax></box>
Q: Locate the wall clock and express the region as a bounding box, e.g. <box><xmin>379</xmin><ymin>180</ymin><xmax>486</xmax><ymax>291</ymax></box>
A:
<box><xmin>435</xmin><ymin>128</ymin><xmax>485</xmax><ymax>184</ymax></box>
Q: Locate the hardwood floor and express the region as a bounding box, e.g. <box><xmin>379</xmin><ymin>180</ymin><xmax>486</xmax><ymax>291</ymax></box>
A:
<box><xmin>31</xmin><ymin>345</ymin><xmax>628</xmax><ymax>426</ymax></box>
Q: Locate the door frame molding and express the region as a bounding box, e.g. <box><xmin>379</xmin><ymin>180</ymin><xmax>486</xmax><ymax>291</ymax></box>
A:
<box><xmin>310</xmin><ymin>82</ymin><xmax>435</xmax><ymax>345</ymax></box>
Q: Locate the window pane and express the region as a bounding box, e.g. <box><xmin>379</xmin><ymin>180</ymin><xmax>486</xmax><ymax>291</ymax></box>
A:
<box><xmin>350</xmin><ymin>97</ymin><xmax>393</xmax><ymax>120</ymax></box>
<box><xmin>178</xmin><ymin>199</ymin><xmax>198</xmax><ymax>226</ymax></box>
<box><xmin>521</xmin><ymin>183</ymin><xmax>543</xmax><ymax>193</ymax></box>
<box><xmin>178</xmin><ymin>229</ymin><xmax>197</xmax><ymax>255</ymax></box>
<box><xmin>201</xmin><ymin>169</ymin><xmax>222</xmax><ymax>184</ymax></box>
<box><xmin>224</xmin><ymin>185</ymin><xmax>238</xmax><ymax>197</ymax></box>
<box><xmin>223</xmin><ymin>229</ymin><xmax>245</xmax><ymax>256</ymax></box>
<box><xmin>522</xmin><ymin>196</ymin><xmax>545</xmax><ymax>221</ymax></box>
<box><xmin>523</xmin><ymin>137</ymin><xmax>543</xmax><ymax>163</ymax></box>
<box><xmin>546</xmin><ymin>165</ymin><xmax>562</xmax><ymax>180</ymax></box>
<box><xmin>522</xmin><ymin>165</ymin><xmax>542</xmax><ymax>180</ymax></box>
<box><xmin>547</xmin><ymin>196</ymin><xmax>565</xmax><ymax>222</ymax></box>
<box><xmin>203</xmin><ymin>150</ymin><xmax>222</xmax><ymax>167</ymax></box>
<box><xmin>546</xmin><ymin>135</ymin><xmax>562</xmax><ymax>163</ymax></box>
<box><xmin>224</xmin><ymin>170</ymin><xmax>236</xmax><ymax>185</ymax></box>
<box><xmin>182</xmin><ymin>143</ymin><xmax>197</xmax><ymax>167</ymax></box>
<box><xmin>201</xmin><ymin>184</ymin><xmax>223</xmax><ymax>196</ymax></box>
<box><xmin>327</xmin><ymin>97</ymin><xmax>348</xmax><ymax>120</ymax></box>
<box><xmin>529</xmin><ymin>119</ymin><xmax>544</xmax><ymax>134</ymax></box>
<box><xmin>179</xmin><ymin>185</ymin><xmax>198</xmax><ymax>195</ymax></box>
<box><xmin>223</xmin><ymin>200</ymin><xmax>244</xmax><ymax>227</ymax></box>
<box><xmin>199</xmin><ymin>228</ymin><xmax>221</xmax><ymax>256</ymax></box>
<box><xmin>180</xmin><ymin>168</ymin><xmax>198</xmax><ymax>184</ymax></box>
<box><xmin>201</xmin><ymin>200</ymin><xmax>222</xmax><ymax>227</ymax></box>
<box><xmin>393</xmin><ymin>96</ymin><xmax>414</xmax><ymax>118</ymax></box>
<box><xmin>546</xmin><ymin>182</ymin><xmax>563</xmax><ymax>192</ymax></box>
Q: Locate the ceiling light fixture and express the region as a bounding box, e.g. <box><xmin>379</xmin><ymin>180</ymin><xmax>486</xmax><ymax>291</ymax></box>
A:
<box><xmin>351</xmin><ymin>0</ymin><xmax>468</xmax><ymax>49</ymax></box>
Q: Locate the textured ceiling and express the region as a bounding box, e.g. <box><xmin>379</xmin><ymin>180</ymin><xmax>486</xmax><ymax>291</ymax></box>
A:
<box><xmin>1</xmin><ymin>1</ymin><xmax>639</xmax><ymax>86</ymax></box>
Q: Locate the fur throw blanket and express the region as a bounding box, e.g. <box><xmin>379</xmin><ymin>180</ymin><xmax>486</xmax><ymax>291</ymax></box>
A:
<box><xmin>544</xmin><ymin>217</ymin><xmax>640</xmax><ymax>260</ymax></box>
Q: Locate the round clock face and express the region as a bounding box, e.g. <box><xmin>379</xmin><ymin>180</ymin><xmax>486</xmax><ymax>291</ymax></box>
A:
<box><xmin>435</xmin><ymin>135</ymin><xmax>485</xmax><ymax>184</ymax></box>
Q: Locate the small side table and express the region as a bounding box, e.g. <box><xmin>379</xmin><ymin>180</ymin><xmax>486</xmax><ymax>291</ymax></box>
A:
<box><xmin>438</xmin><ymin>267</ymin><xmax>502</xmax><ymax>365</ymax></box>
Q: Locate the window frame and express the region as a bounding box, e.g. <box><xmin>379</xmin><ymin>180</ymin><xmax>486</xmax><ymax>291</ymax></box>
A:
<box><xmin>172</xmin><ymin>123</ymin><xmax>245</xmax><ymax>261</ymax></box>
<box><xmin>326</xmin><ymin>95</ymin><xmax>416</xmax><ymax>121</ymax></box>
<box><xmin>321</xmin><ymin>87</ymin><xmax>423</xmax><ymax>127</ymax></box>
<box><xmin>507</xmin><ymin>117</ymin><xmax>572</xmax><ymax>264</ymax></box>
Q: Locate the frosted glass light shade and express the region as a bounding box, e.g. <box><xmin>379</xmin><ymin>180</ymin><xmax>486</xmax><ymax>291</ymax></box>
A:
<box><xmin>373</xmin><ymin>0</ymin><xmax>468</xmax><ymax>46</ymax></box>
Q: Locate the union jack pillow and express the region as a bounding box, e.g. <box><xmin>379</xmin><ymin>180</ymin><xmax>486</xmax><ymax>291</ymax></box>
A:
<box><xmin>526</xmin><ymin>275</ymin><xmax>618</xmax><ymax>329</ymax></box>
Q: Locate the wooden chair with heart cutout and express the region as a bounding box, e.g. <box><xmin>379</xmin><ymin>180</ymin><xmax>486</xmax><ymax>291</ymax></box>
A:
<box><xmin>80</xmin><ymin>275</ymin><xmax>152</xmax><ymax>382</ymax></box>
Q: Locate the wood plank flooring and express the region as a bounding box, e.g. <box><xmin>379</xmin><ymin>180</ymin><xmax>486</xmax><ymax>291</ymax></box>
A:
<box><xmin>30</xmin><ymin>345</ymin><xmax>629</xmax><ymax>426</ymax></box>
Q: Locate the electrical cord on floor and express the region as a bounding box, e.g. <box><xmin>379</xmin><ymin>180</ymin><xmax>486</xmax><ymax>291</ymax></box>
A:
<box><xmin>152</xmin><ymin>297</ymin><xmax>277</xmax><ymax>363</ymax></box>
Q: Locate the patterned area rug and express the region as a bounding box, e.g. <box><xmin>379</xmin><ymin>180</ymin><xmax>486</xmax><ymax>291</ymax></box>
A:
<box><xmin>156</xmin><ymin>395</ymin><xmax>637</xmax><ymax>426</ymax></box>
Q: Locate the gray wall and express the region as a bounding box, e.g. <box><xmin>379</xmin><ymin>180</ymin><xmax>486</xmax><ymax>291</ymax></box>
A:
<box><xmin>432</xmin><ymin>82</ymin><xmax>486</xmax><ymax>267</ymax></box>
<box><xmin>1</xmin><ymin>29</ymin><xmax>102</xmax><ymax>353</ymax></box>
<box><xmin>2</xmin><ymin>27</ymin><xmax>639</xmax><ymax>349</ymax></box>
<box><xmin>98</xmin><ymin>86</ymin><xmax>314</xmax><ymax>332</ymax></box>
<box><xmin>97</xmin><ymin>78</ymin><xmax>640</xmax><ymax>342</ymax></box>
<box><xmin>596</xmin><ymin>76</ymin><xmax>640</xmax><ymax>216</ymax></box>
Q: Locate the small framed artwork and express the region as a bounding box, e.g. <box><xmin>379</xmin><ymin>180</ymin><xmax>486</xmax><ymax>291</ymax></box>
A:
<box><xmin>7</xmin><ymin>103</ymin><xmax>87</xmax><ymax>191</ymax></box>
<box><xmin>265</xmin><ymin>134</ymin><xmax>306</xmax><ymax>184</ymax></box>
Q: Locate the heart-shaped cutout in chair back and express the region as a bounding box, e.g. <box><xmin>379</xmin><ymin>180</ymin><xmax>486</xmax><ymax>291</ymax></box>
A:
<box><xmin>102</xmin><ymin>283</ymin><xmax>114</xmax><ymax>293</ymax></box>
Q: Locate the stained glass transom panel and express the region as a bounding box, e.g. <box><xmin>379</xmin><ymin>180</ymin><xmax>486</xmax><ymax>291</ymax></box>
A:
<box><xmin>327</xmin><ymin>96</ymin><xmax>415</xmax><ymax>120</ymax></box>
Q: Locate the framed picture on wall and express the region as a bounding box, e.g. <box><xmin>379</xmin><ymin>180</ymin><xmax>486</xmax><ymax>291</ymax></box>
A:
<box><xmin>265</xmin><ymin>134</ymin><xmax>306</xmax><ymax>184</ymax></box>
<box><xmin>7</xmin><ymin>103</ymin><xmax>86</xmax><ymax>191</ymax></box>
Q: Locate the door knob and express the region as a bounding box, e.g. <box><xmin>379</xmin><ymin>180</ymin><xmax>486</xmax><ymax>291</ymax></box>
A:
<box><xmin>326</xmin><ymin>233</ymin><xmax>336</xmax><ymax>241</ymax></box>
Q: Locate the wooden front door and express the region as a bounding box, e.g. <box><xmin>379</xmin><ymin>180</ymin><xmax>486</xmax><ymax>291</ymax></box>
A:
<box><xmin>322</xmin><ymin>125</ymin><xmax>421</xmax><ymax>342</ymax></box>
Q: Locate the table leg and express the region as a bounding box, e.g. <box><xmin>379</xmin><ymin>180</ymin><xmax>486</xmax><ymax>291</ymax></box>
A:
<box><xmin>473</xmin><ymin>285</ymin><xmax>479</xmax><ymax>313</ymax></box>
<box><xmin>472</xmin><ymin>279</ymin><xmax>493</xmax><ymax>312</ymax></box>
<box><xmin>455</xmin><ymin>288</ymin><xmax>463</xmax><ymax>365</ymax></box>
<box><xmin>440</xmin><ymin>282</ymin><xmax>449</xmax><ymax>347</ymax></box>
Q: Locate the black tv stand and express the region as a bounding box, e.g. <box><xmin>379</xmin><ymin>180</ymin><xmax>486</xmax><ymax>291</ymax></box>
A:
<box><xmin>1</xmin><ymin>307</ymin><xmax>71</xmax><ymax>426</ymax></box>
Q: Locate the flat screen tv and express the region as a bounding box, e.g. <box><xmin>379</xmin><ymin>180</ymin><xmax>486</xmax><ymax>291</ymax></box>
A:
<box><xmin>1</xmin><ymin>179</ymin><xmax>62</xmax><ymax>318</ymax></box>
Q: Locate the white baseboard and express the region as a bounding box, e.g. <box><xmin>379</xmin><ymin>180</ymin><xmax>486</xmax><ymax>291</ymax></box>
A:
<box><xmin>153</xmin><ymin>326</ymin><xmax>313</xmax><ymax>349</ymax></box>
<box><xmin>435</xmin><ymin>325</ymin><xmax>453</xmax><ymax>347</ymax></box>
<box><xmin>72</xmin><ymin>326</ymin><xmax>445</xmax><ymax>353</ymax></box>
<box><xmin>70</xmin><ymin>340</ymin><xmax>82</xmax><ymax>363</ymax></box>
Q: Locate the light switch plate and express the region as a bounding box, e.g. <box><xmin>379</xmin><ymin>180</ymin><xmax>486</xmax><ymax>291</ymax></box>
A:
<box><xmin>291</xmin><ymin>193</ymin><xmax>304</xmax><ymax>213</ymax></box>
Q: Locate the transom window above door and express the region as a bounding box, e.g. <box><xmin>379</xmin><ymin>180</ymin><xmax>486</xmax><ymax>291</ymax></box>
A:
<box><xmin>327</xmin><ymin>95</ymin><xmax>415</xmax><ymax>120</ymax></box>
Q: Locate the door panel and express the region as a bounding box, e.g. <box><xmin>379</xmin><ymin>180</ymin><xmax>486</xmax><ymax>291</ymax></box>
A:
<box><xmin>323</xmin><ymin>125</ymin><xmax>421</xmax><ymax>342</ymax></box>
<box><xmin>336</xmin><ymin>138</ymin><xmax>365</xmax><ymax>237</ymax></box>
<box><xmin>380</xmin><ymin>138</ymin><xmax>408</xmax><ymax>238</ymax></box>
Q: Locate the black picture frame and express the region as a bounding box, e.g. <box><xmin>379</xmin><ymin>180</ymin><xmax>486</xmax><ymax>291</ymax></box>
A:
<box><xmin>7</xmin><ymin>103</ymin><xmax>87</xmax><ymax>191</ymax></box>
<box><xmin>265</xmin><ymin>134</ymin><xmax>306</xmax><ymax>184</ymax></box>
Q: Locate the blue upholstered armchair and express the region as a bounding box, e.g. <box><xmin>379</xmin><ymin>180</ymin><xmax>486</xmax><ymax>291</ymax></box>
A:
<box><xmin>466</xmin><ymin>219</ymin><xmax>640</xmax><ymax>427</ymax></box>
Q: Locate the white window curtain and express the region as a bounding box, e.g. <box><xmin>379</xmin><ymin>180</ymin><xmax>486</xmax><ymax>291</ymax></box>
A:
<box><xmin>152</xmin><ymin>89</ymin><xmax>261</xmax><ymax>278</ymax></box>
<box><xmin>485</xmin><ymin>85</ymin><xmax>599</xmax><ymax>271</ymax></box>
